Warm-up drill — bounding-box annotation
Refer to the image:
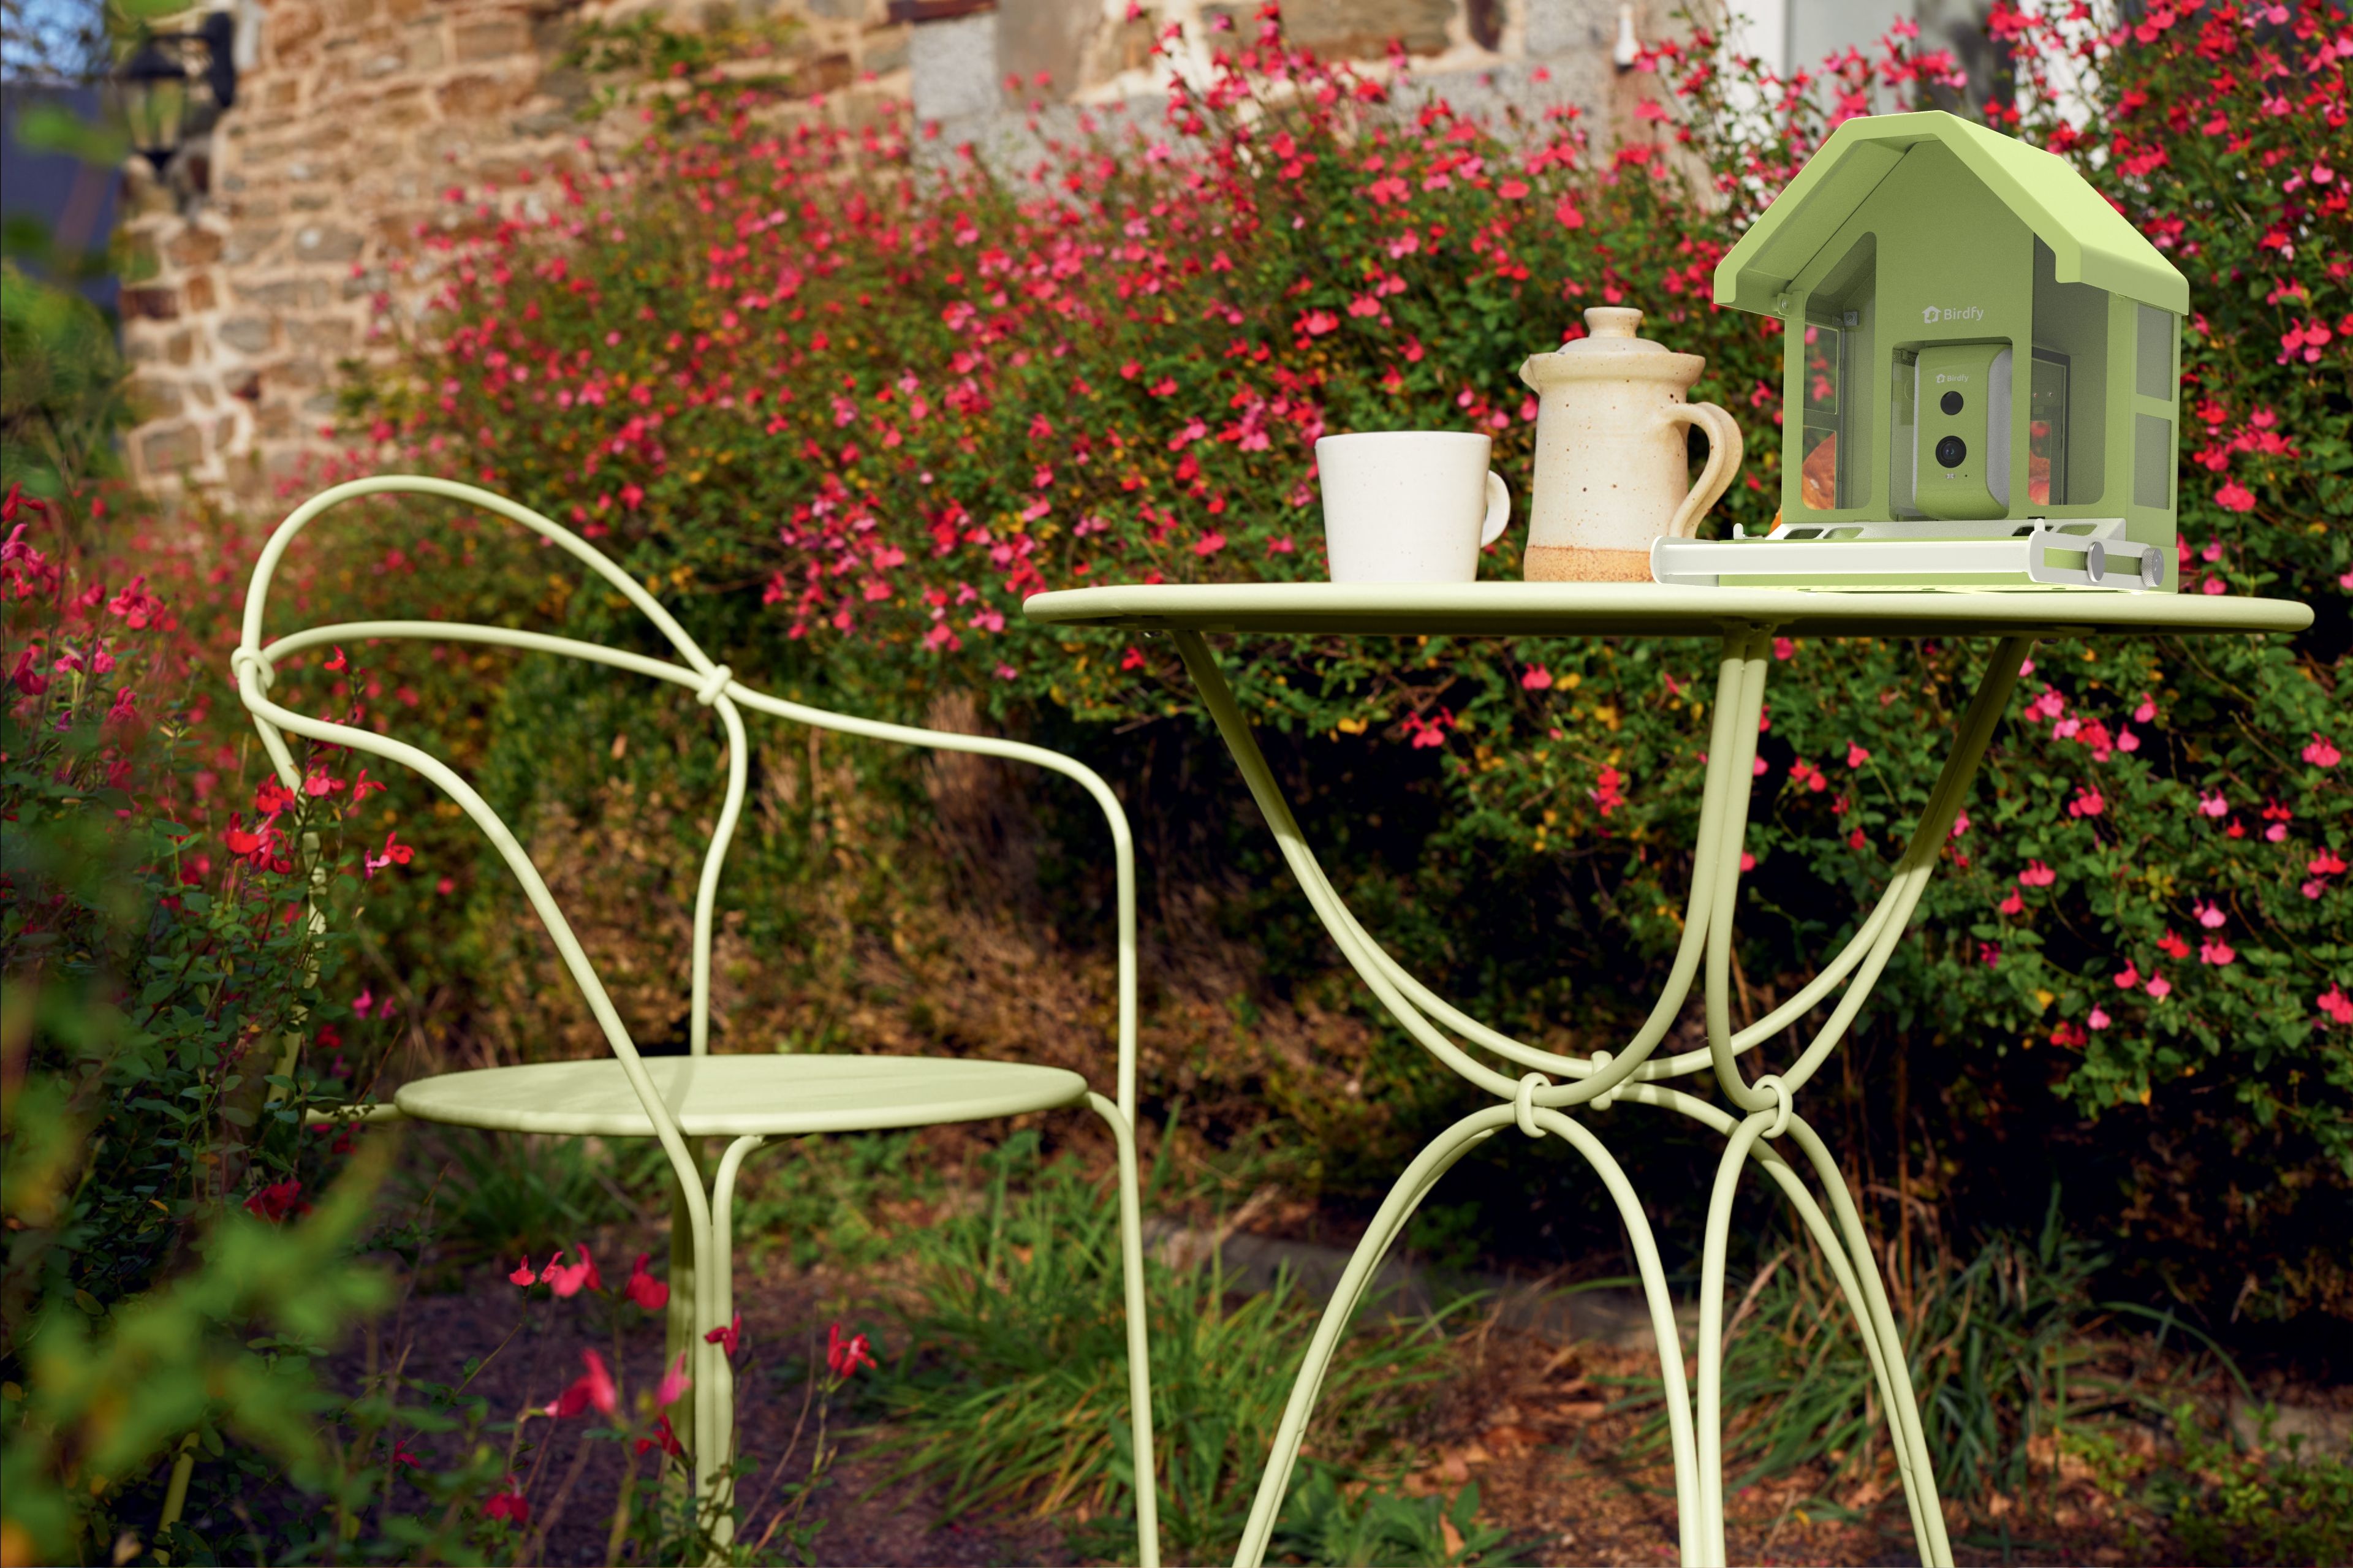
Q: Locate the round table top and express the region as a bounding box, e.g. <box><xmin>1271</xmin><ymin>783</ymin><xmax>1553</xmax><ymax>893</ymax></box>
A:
<box><xmin>1022</xmin><ymin>582</ymin><xmax>2312</xmax><ymax>639</ymax></box>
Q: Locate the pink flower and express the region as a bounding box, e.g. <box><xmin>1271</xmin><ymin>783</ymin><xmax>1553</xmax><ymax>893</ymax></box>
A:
<box><xmin>827</xmin><ymin>1322</ymin><xmax>876</xmax><ymax>1379</ymax></box>
<box><xmin>1192</xmin><ymin>531</ymin><xmax>1227</xmax><ymax>556</ymax></box>
<box><xmin>1521</xmin><ymin>664</ymin><xmax>1553</xmax><ymax>691</ymax></box>
<box><xmin>2019</xmin><ymin>861</ymin><xmax>2058</xmax><ymax>887</ymax></box>
<box><xmin>1979</xmin><ymin>942</ymin><xmax>2001</xmax><ymax>966</ymax></box>
<box><xmin>542</xmin><ymin>1246</ymin><xmax>601</xmax><ymax>1297</ymax></box>
<box><xmin>2197</xmin><ymin>791</ymin><xmax>2229</xmax><ymax>817</ymax></box>
<box><xmin>365</xmin><ymin>830</ymin><xmax>415</xmax><ymax>879</ymax></box>
<box><xmin>547</xmin><ymin>1350</ymin><xmax>618</xmax><ymax>1418</ymax></box>
<box><xmin>703</xmin><ymin>1310</ymin><xmax>741</xmax><ymax>1357</ymax></box>
<box><xmin>2134</xmin><ymin>694</ymin><xmax>2158</xmax><ymax>723</ymax></box>
<box><xmin>2304</xmin><ymin>733</ymin><xmax>2342</xmax><ymax>767</ymax></box>
<box><xmin>1950</xmin><ymin>808</ymin><xmax>1971</xmax><ymax>838</ymax></box>
<box><xmin>1846</xmin><ymin>743</ymin><xmax>1870</xmax><ymax>768</ymax></box>
<box><xmin>1772</xmin><ymin>637</ymin><xmax>1795</xmax><ymax>661</ymax></box>
<box><xmin>106</xmin><ymin>687</ymin><xmax>138</xmax><ymax>724</ymax></box>
<box><xmin>2067</xmin><ymin>788</ymin><xmax>2104</xmax><ymax>818</ymax></box>
<box><xmin>483</xmin><ymin>1482</ymin><xmax>529</xmax><ymax>1526</ymax></box>
<box><xmin>509</xmin><ymin>1256</ymin><xmax>536</xmax><ymax>1287</ymax></box>
<box><xmin>2306</xmin><ymin>880</ymin><xmax>2329</xmax><ymax>900</ymax></box>
<box><xmin>2196</xmin><ymin>901</ymin><xmax>2227</xmax><ymax>930</ymax></box>
<box><xmin>2215</xmin><ymin>479</ymin><xmax>2257</xmax><ymax>512</ymax></box>
<box><xmin>1998</xmin><ymin>890</ymin><xmax>2025</xmax><ymax>915</ymax></box>
<box><xmin>2087</xmin><ymin>1006</ymin><xmax>2111</xmax><ymax>1030</ymax></box>
<box><xmin>2114</xmin><ymin>961</ymin><xmax>2140</xmax><ymax>990</ymax></box>
<box><xmin>2309</xmin><ymin>850</ymin><xmax>2347</xmax><ymax>877</ymax></box>
<box><xmin>656</xmin><ymin>1350</ymin><xmax>691</xmax><ymax>1407</ymax></box>
<box><xmin>2199</xmin><ymin>938</ymin><xmax>2236</xmax><ymax>966</ymax></box>
<box><xmin>105</xmin><ymin>575</ymin><xmax>163</xmax><ymax>628</ymax></box>
<box><xmin>1751</xmin><ymin>755</ymin><xmax>1769</xmax><ymax>777</ymax></box>
<box><xmin>2146</xmin><ymin>971</ymin><xmax>2172</xmax><ymax>1001</ymax></box>
<box><xmin>2318</xmin><ymin>986</ymin><xmax>2353</xmax><ymax>1026</ymax></box>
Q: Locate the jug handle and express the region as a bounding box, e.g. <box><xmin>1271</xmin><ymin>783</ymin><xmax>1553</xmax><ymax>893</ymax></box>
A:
<box><xmin>1663</xmin><ymin>403</ymin><xmax>1745</xmax><ymax>539</ymax></box>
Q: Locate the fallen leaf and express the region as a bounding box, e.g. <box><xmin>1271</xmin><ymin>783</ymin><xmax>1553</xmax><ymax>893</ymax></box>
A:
<box><xmin>1482</xmin><ymin>1423</ymin><xmax>1549</xmax><ymax>1450</ymax></box>
<box><xmin>1556</xmin><ymin>1399</ymin><xmax>1609</xmax><ymax>1422</ymax></box>
<box><xmin>1440</xmin><ymin>1515</ymin><xmax>1465</xmax><ymax>1556</ymax></box>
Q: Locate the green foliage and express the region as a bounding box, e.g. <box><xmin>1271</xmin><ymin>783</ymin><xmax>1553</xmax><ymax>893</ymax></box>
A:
<box><xmin>1271</xmin><ymin>1467</ymin><xmax>1521</xmax><ymax>1567</ymax></box>
<box><xmin>0</xmin><ymin>261</ymin><xmax>133</xmax><ymax>497</ymax></box>
<box><xmin>2158</xmin><ymin>1402</ymin><xmax>2353</xmax><ymax>1568</ymax></box>
<box><xmin>0</xmin><ymin>1145</ymin><xmax>394</xmax><ymax>1564</ymax></box>
<box><xmin>410</xmin><ymin>1129</ymin><xmax>645</xmax><ymax>1270</ymax></box>
<box><xmin>877</xmin><ymin>1132</ymin><xmax>1460</xmax><ymax>1562</ymax></box>
<box><xmin>347</xmin><ymin>1</ymin><xmax>2352</xmax><ymax>1325</ymax></box>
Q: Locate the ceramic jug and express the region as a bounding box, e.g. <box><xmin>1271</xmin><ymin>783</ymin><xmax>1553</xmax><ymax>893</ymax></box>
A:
<box><xmin>1518</xmin><ymin>307</ymin><xmax>1743</xmax><ymax>582</ymax></box>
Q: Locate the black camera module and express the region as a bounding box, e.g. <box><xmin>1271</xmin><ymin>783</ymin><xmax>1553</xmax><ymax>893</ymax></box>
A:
<box><xmin>1934</xmin><ymin>434</ymin><xmax>1968</xmax><ymax>469</ymax></box>
<box><xmin>1939</xmin><ymin>390</ymin><xmax>1965</xmax><ymax>416</ymax></box>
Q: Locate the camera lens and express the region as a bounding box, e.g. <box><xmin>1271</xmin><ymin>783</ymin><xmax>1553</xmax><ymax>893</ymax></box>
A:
<box><xmin>1940</xmin><ymin>390</ymin><xmax>1965</xmax><ymax>416</ymax></box>
<box><xmin>1935</xmin><ymin>435</ymin><xmax>1968</xmax><ymax>469</ymax></box>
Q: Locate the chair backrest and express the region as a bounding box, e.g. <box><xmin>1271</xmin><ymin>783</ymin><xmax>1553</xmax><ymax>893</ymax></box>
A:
<box><xmin>233</xmin><ymin>477</ymin><xmax>1139</xmax><ymax>1216</ymax></box>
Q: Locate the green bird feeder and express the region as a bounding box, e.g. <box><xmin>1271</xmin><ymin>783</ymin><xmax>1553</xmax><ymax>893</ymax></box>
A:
<box><xmin>1653</xmin><ymin>110</ymin><xmax>2187</xmax><ymax>592</ymax></box>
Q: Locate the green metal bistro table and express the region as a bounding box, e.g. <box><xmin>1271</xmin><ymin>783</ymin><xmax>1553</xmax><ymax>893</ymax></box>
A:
<box><xmin>1021</xmin><ymin>581</ymin><xmax>2310</xmax><ymax>1568</ymax></box>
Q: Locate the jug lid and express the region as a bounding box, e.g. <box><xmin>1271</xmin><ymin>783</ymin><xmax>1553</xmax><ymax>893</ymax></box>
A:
<box><xmin>1561</xmin><ymin>306</ymin><xmax>1665</xmax><ymax>352</ymax></box>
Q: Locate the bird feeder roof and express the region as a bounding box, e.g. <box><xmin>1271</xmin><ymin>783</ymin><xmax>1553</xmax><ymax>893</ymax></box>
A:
<box><xmin>1712</xmin><ymin>110</ymin><xmax>2189</xmax><ymax>317</ymax></box>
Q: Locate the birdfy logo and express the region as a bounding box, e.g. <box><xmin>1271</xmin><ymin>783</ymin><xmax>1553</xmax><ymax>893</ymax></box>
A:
<box><xmin>1920</xmin><ymin>305</ymin><xmax>1987</xmax><ymax>324</ymax></box>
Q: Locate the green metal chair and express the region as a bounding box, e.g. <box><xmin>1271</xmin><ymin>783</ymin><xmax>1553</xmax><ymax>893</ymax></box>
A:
<box><xmin>231</xmin><ymin>475</ymin><xmax>1159</xmax><ymax>1561</ymax></box>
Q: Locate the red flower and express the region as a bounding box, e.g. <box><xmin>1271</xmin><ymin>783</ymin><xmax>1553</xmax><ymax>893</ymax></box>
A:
<box><xmin>703</xmin><ymin>1310</ymin><xmax>742</xmax><ymax>1357</ymax></box>
<box><xmin>484</xmin><ymin>1484</ymin><xmax>530</xmax><ymax>1526</ymax></box>
<box><xmin>509</xmin><ymin>1256</ymin><xmax>536</xmax><ymax>1287</ymax></box>
<box><xmin>827</xmin><ymin>1322</ymin><xmax>876</xmax><ymax>1378</ymax></box>
<box><xmin>635</xmin><ymin>1414</ymin><xmax>685</xmax><ymax>1458</ymax></box>
<box><xmin>364</xmin><ymin>830</ymin><xmax>415</xmax><ymax>879</ymax></box>
<box><xmin>626</xmin><ymin>1252</ymin><xmax>669</xmax><ymax>1311</ymax></box>
<box><xmin>546</xmin><ymin>1350</ymin><xmax>618</xmax><ymax>1418</ymax></box>
<box><xmin>1521</xmin><ymin>664</ymin><xmax>1553</xmax><ymax>691</ymax></box>
<box><xmin>244</xmin><ymin>1178</ymin><xmax>309</xmax><ymax>1224</ymax></box>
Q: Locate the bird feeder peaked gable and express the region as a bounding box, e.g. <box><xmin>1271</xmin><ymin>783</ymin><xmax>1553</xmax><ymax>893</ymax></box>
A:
<box><xmin>1702</xmin><ymin>111</ymin><xmax>2188</xmax><ymax>591</ymax></box>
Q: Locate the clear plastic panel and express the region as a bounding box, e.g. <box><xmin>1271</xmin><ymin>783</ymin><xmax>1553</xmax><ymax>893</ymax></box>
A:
<box><xmin>2029</xmin><ymin>349</ymin><xmax>2069</xmax><ymax>507</ymax></box>
<box><xmin>1801</xmin><ymin>324</ymin><xmax>1842</xmax><ymax>509</ymax></box>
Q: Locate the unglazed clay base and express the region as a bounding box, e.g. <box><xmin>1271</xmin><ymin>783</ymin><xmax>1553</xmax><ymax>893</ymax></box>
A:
<box><xmin>1523</xmin><ymin>545</ymin><xmax>1656</xmax><ymax>583</ymax></box>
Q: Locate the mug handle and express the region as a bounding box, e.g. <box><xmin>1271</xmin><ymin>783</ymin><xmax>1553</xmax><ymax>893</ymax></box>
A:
<box><xmin>1663</xmin><ymin>403</ymin><xmax>1745</xmax><ymax>539</ymax></box>
<box><xmin>1480</xmin><ymin>471</ymin><xmax>1511</xmax><ymax>547</ymax></box>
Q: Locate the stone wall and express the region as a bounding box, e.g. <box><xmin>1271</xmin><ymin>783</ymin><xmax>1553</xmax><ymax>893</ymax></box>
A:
<box><xmin>116</xmin><ymin>0</ymin><xmax>1667</xmax><ymax>500</ymax></box>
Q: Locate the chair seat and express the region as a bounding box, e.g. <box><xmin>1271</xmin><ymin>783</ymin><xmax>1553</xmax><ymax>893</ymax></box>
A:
<box><xmin>393</xmin><ymin>1053</ymin><xmax>1090</xmax><ymax>1138</ymax></box>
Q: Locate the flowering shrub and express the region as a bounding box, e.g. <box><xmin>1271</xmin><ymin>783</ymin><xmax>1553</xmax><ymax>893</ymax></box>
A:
<box><xmin>346</xmin><ymin>2</ymin><xmax>2348</xmax><ymax>1325</ymax></box>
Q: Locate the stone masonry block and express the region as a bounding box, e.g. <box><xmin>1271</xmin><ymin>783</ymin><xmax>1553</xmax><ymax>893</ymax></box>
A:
<box><xmin>223</xmin><ymin>227</ymin><xmax>285</xmax><ymax>265</ymax></box>
<box><xmin>455</xmin><ymin>15</ymin><xmax>532</xmax><ymax>62</ymax></box>
<box><xmin>294</xmin><ymin>225</ymin><xmax>366</xmax><ymax>261</ymax></box>
<box><xmin>292</xmin><ymin>317</ymin><xmax>357</xmax><ymax>349</ymax></box>
<box><xmin>1283</xmin><ymin>0</ymin><xmax>1453</xmax><ymax>56</ymax></box>
<box><xmin>185</xmin><ymin>274</ymin><xmax>217</xmax><ymax>312</ymax></box>
<box><xmin>165</xmin><ymin>227</ymin><xmax>225</xmax><ymax>267</ymax></box>
<box><xmin>133</xmin><ymin>378</ymin><xmax>186</xmax><ymax>419</ymax></box>
<box><xmin>909</xmin><ymin>12</ymin><xmax>997</xmax><ymax>122</ymax></box>
<box><xmin>139</xmin><ymin>423</ymin><xmax>204</xmax><ymax>473</ymax></box>
<box><xmin>219</xmin><ymin>317</ymin><xmax>276</xmax><ymax>353</ymax></box>
<box><xmin>437</xmin><ymin>72</ymin><xmax>531</xmax><ymax>118</ymax></box>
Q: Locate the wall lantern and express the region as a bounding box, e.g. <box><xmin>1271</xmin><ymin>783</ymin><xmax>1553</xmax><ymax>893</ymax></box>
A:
<box><xmin>116</xmin><ymin>11</ymin><xmax>237</xmax><ymax>170</ymax></box>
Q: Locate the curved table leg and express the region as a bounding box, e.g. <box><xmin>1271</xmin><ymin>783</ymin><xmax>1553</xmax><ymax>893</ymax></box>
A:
<box><xmin>1174</xmin><ymin>629</ymin><xmax>2027</xmax><ymax>1568</ymax></box>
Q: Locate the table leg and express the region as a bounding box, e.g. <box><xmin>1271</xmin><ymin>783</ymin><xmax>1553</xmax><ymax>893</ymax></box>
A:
<box><xmin>1173</xmin><ymin>627</ymin><xmax>2028</xmax><ymax>1568</ymax></box>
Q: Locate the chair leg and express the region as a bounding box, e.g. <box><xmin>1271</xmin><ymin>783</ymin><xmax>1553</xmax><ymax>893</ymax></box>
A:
<box><xmin>1085</xmin><ymin>1093</ymin><xmax>1161</xmax><ymax>1568</ymax></box>
<box><xmin>695</xmin><ymin>1134</ymin><xmax>767</xmax><ymax>1552</ymax></box>
<box><xmin>665</xmin><ymin>1154</ymin><xmax>703</xmax><ymax>1516</ymax></box>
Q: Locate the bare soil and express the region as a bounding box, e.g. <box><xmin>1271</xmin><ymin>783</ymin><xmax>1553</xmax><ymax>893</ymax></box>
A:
<box><xmin>337</xmin><ymin>1242</ymin><xmax>2221</xmax><ymax>1568</ymax></box>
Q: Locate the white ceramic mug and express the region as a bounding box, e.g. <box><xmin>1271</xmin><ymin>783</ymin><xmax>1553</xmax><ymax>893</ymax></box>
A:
<box><xmin>1316</xmin><ymin>431</ymin><xmax>1512</xmax><ymax>583</ymax></box>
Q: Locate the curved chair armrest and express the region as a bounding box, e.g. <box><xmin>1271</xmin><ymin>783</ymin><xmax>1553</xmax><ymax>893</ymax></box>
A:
<box><xmin>723</xmin><ymin>681</ymin><xmax>1142</xmax><ymax>1124</ymax></box>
